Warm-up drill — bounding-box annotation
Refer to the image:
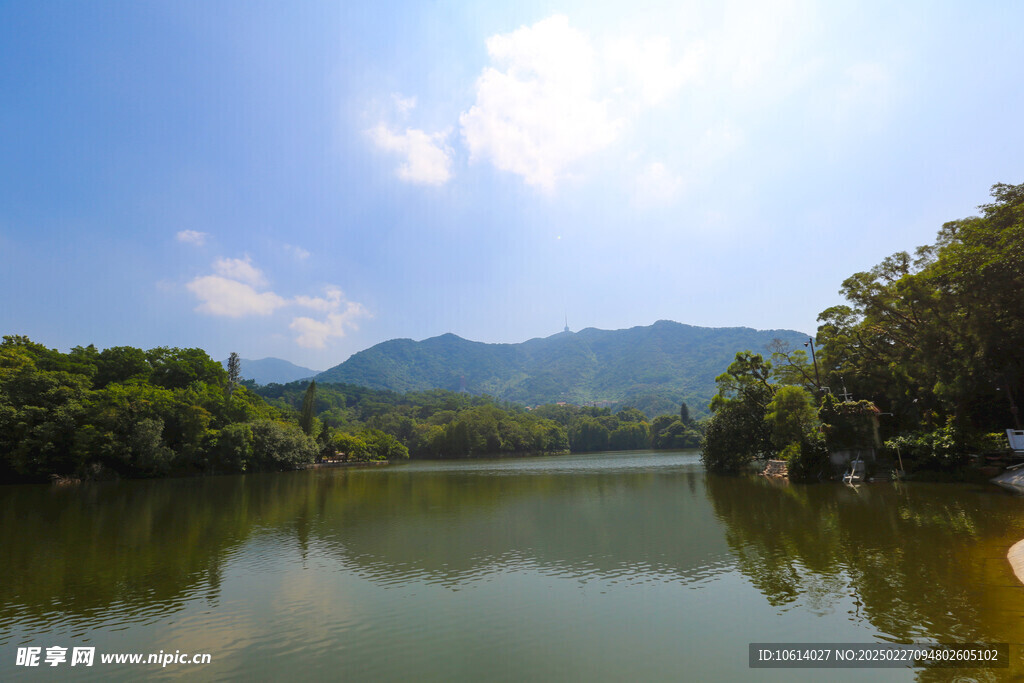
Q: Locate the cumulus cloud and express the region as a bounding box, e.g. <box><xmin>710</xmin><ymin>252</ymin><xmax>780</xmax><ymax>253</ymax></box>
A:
<box><xmin>459</xmin><ymin>15</ymin><xmax>621</xmax><ymax>191</ymax></box>
<box><xmin>290</xmin><ymin>287</ymin><xmax>369</xmax><ymax>348</ymax></box>
<box><xmin>606</xmin><ymin>36</ymin><xmax>703</xmax><ymax>107</ymax></box>
<box><xmin>366</xmin><ymin>16</ymin><xmax>733</xmax><ymax>193</ymax></box>
<box><xmin>290</xmin><ymin>302</ymin><xmax>369</xmax><ymax>349</ymax></box>
<box><xmin>186</xmin><ymin>276</ymin><xmax>287</xmax><ymax>317</ymax></box>
<box><xmin>212</xmin><ymin>256</ymin><xmax>266</xmax><ymax>287</ymax></box>
<box><xmin>176</xmin><ymin>230</ymin><xmax>208</xmax><ymax>246</ymax></box>
<box><xmin>185</xmin><ymin>258</ymin><xmax>369</xmax><ymax>348</ymax></box>
<box><xmin>365</xmin><ymin>11</ymin><xmax>858</xmax><ymax>195</ymax></box>
<box><xmin>369</xmin><ymin>124</ymin><xmax>453</xmax><ymax>186</ymax></box>
<box><xmin>294</xmin><ymin>286</ymin><xmax>344</xmax><ymax>312</ymax></box>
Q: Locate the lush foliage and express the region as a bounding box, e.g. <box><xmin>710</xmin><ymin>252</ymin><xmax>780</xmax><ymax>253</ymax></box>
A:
<box><xmin>883</xmin><ymin>421</ymin><xmax>968</xmax><ymax>475</ymax></box>
<box><xmin>699</xmin><ymin>351</ymin><xmax>834</xmax><ymax>480</ymax></box>
<box><xmin>817</xmin><ymin>396</ymin><xmax>879</xmax><ymax>452</ymax></box>
<box><xmin>0</xmin><ymin>337</ymin><xmax>320</xmax><ymax>482</ymax></box>
<box><xmin>815</xmin><ymin>182</ymin><xmax>1024</xmax><ymax>472</ymax></box>
<box><xmin>256</xmin><ymin>381</ymin><xmax>568</xmax><ymax>459</ymax></box>
<box><xmin>256</xmin><ymin>380</ymin><xmax>701</xmax><ymax>459</ymax></box>
<box><xmin>700</xmin><ymin>352</ymin><xmax>777</xmax><ymax>473</ymax></box>
<box><xmin>702</xmin><ymin>182</ymin><xmax>1024</xmax><ymax>480</ymax></box>
<box><xmin>767</xmin><ymin>387</ymin><xmax>816</xmax><ymax>450</ymax></box>
<box><xmin>530</xmin><ymin>403</ymin><xmax>700</xmax><ymax>452</ymax></box>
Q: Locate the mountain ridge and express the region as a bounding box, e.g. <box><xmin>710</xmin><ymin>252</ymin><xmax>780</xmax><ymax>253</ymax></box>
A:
<box><xmin>315</xmin><ymin>320</ymin><xmax>808</xmax><ymax>417</ymax></box>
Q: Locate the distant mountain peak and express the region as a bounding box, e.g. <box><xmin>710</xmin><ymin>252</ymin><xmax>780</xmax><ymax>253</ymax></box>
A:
<box><xmin>220</xmin><ymin>357</ymin><xmax>319</xmax><ymax>386</ymax></box>
<box><xmin>315</xmin><ymin>320</ymin><xmax>808</xmax><ymax>417</ymax></box>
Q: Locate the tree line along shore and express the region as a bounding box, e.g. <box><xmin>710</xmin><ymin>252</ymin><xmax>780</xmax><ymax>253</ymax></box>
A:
<box><xmin>0</xmin><ymin>339</ymin><xmax>699</xmax><ymax>484</ymax></box>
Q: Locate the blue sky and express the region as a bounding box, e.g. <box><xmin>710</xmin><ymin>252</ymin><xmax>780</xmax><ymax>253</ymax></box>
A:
<box><xmin>2</xmin><ymin>1</ymin><xmax>1022</xmax><ymax>371</ymax></box>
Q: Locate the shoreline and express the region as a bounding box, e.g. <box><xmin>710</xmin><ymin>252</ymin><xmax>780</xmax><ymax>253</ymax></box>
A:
<box><xmin>1010</xmin><ymin>539</ymin><xmax>1024</xmax><ymax>586</ymax></box>
<box><xmin>990</xmin><ymin>469</ymin><xmax>1024</xmax><ymax>585</ymax></box>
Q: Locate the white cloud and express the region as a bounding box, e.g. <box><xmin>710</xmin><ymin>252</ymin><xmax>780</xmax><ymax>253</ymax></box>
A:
<box><xmin>176</xmin><ymin>230</ymin><xmax>208</xmax><ymax>246</ymax></box>
<box><xmin>369</xmin><ymin>124</ymin><xmax>453</xmax><ymax>186</ymax></box>
<box><xmin>366</xmin><ymin>9</ymin><xmax>858</xmax><ymax>196</ymax></box>
<box><xmin>368</xmin><ymin>16</ymin><xmax>757</xmax><ymax>194</ymax></box>
<box><xmin>459</xmin><ymin>15</ymin><xmax>621</xmax><ymax>191</ymax></box>
<box><xmin>633</xmin><ymin>162</ymin><xmax>685</xmax><ymax>207</ymax></box>
<box><xmin>185</xmin><ymin>259</ymin><xmax>370</xmax><ymax>349</ymax></box>
<box><xmin>393</xmin><ymin>93</ymin><xmax>417</xmax><ymax>116</ymax></box>
<box><xmin>285</xmin><ymin>244</ymin><xmax>311</xmax><ymax>261</ymax></box>
<box><xmin>294</xmin><ymin>286</ymin><xmax>343</xmax><ymax>312</ymax></box>
<box><xmin>605</xmin><ymin>36</ymin><xmax>703</xmax><ymax>107</ymax></box>
<box><xmin>290</xmin><ymin>294</ymin><xmax>369</xmax><ymax>349</ymax></box>
<box><xmin>185</xmin><ymin>275</ymin><xmax>287</xmax><ymax>317</ymax></box>
<box><xmin>212</xmin><ymin>256</ymin><xmax>266</xmax><ymax>287</ymax></box>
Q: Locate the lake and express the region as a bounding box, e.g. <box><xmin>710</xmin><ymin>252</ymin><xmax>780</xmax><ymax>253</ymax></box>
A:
<box><xmin>3</xmin><ymin>451</ymin><xmax>1024</xmax><ymax>681</ymax></box>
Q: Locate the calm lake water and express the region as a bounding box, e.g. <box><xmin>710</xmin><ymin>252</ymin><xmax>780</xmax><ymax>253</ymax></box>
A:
<box><xmin>4</xmin><ymin>451</ymin><xmax>1024</xmax><ymax>681</ymax></box>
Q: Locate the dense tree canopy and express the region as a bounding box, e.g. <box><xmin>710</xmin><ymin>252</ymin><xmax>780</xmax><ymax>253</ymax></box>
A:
<box><xmin>702</xmin><ymin>182</ymin><xmax>1024</xmax><ymax>479</ymax></box>
<box><xmin>0</xmin><ymin>337</ymin><xmax>314</xmax><ymax>482</ymax></box>
<box><xmin>700</xmin><ymin>352</ymin><xmax>777</xmax><ymax>473</ymax></box>
<box><xmin>817</xmin><ymin>183</ymin><xmax>1024</xmax><ymax>438</ymax></box>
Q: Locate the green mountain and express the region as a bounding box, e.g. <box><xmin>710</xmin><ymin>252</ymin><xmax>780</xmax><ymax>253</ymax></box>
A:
<box><xmin>316</xmin><ymin>320</ymin><xmax>808</xmax><ymax>417</ymax></box>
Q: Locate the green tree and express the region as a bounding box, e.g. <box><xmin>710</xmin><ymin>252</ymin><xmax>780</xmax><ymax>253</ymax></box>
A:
<box><xmin>226</xmin><ymin>352</ymin><xmax>241</xmax><ymax>399</ymax></box>
<box><xmin>569</xmin><ymin>416</ymin><xmax>610</xmax><ymax>452</ymax></box>
<box><xmin>766</xmin><ymin>385</ymin><xmax>817</xmax><ymax>459</ymax></box>
<box><xmin>332</xmin><ymin>432</ymin><xmax>370</xmax><ymax>461</ymax></box>
<box><xmin>662</xmin><ymin>420</ymin><xmax>701</xmax><ymax>449</ymax></box>
<box><xmin>817</xmin><ymin>182</ymin><xmax>1024</xmax><ymax>438</ymax></box>
<box><xmin>0</xmin><ymin>346</ymin><xmax>91</xmax><ymax>479</ymax></box>
<box><xmin>146</xmin><ymin>347</ymin><xmax>227</xmax><ymax>390</ymax></box>
<box><xmin>299</xmin><ymin>380</ymin><xmax>318</xmax><ymax>436</ymax></box>
<box><xmin>767</xmin><ymin>339</ymin><xmax>817</xmax><ymax>393</ymax></box>
<box><xmin>709</xmin><ymin>351</ymin><xmax>775</xmax><ymax>413</ymax></box>
<box><xmin>76</xmin><ymin>381</ymin><xmax>177</xmax><ymax>476</ymax></box>
<box><xmin>701</xmin><ymin>351</ymin><xmax>776</xmax><ymax>472</ymax></box>
<box><xmin>766</xmin><ymin>386</ymin><xmax>816</xmax><ymax>448</ymax></box>
<box><xmin>650</xmin><ymin>414</ymin><xmax>676</xmax><ymax>447</ymax></box>
<box><xmin>94</xmin><ymin>346</ymin><xmax>152</xmax><ymax>388</ymax></box>
<box><xmin>250</xmin><ymin>420</ymin><xmax>316</xmax><ymax>469</ymax></box>
<box><xmin>615</xmin><ymin>407</ymin><xmax>647</xmax><ymax>423</ymax></box>
<box><xmin>700</xmin><ymin>400</ymin><xmax>773</xmax><ymax>473</ymax></box>
<box><xmin>609</xmin><ymin>422</ymin><xmax>648</xmax><ymax>450</ymax></box>
<box><xmin>361</xmin><ymin>429</ymin><xmax>410</xmax><ymax>460</ymax></box>
<box><xmin>211</xmin><ymin>423</ymin><xmax>255</xmax><ymax>472</ymax></box>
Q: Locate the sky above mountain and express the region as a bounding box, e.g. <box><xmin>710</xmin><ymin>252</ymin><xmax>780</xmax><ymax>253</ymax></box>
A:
<box><xmin>2</xmin><ymin>1</ymin><xmax>1022</xmax><ymax>368</ymax></box>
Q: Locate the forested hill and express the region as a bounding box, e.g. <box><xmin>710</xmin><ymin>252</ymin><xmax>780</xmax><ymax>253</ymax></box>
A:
<box><xmin>316</xmin><ymin>320</ymin><xmax>808</xmax><ymax>417</ymax></box>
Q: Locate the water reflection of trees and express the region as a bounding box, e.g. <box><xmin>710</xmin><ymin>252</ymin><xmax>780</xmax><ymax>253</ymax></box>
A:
<box><xmin>10</xmin><ymin>463</ymin><xmax>1024</xmax><ymax>680</ymax></box>
<box><xmin>0</xmin><ymin>473</ymin><xmax>317</xmax><ymax>636</ymax></box>
<box><xmin>2</xmin><ymin>461</ymin><xmax>738</xmax><ymax>640</ymax></box>
<box><xmin>704</xmin><ymin>475</ymin><xmax>1024</xmax><ymax>680</ymax></box>
<box><xmin>294</xmin><ymin>466</ymin><xmax>735</xmax><ymax>586</ymax></box>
